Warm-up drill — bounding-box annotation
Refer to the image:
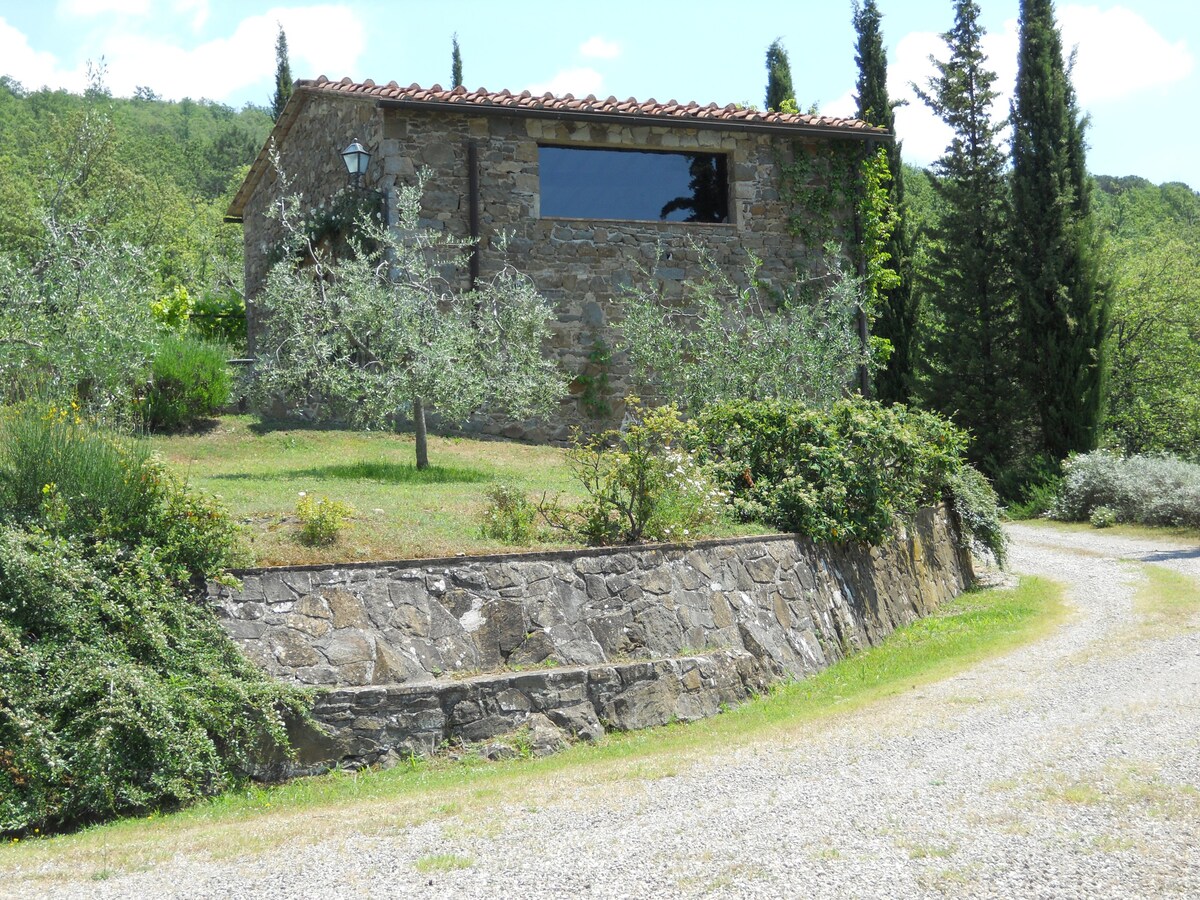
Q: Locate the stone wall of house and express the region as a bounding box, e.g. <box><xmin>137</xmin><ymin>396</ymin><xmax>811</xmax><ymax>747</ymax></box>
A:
<box><xmin>241</xmin><ymin>93</ymin><xmax>381</xmax><ymax>354</ymax></box>
<box><xmin>215</xmin><ymin>506</ymin><xmax>971</xmax><ymax>774</ymax></box>
<box><xmin>241</xmin><ymin>98</ymin><xmax>852</xmax><ymax>439</ymax></box>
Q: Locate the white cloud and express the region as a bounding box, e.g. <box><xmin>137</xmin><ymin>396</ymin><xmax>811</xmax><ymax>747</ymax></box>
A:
<box><xmin>889</xmin><ymin>29</ymin><xmax>963</xmax><ymax>165</ymax></box>
<box><xmin>2</xmin><ymin>6</ymin><xmax>363</xmax><ymax>102</ymax></box>
<box><xmin>579</xmin><ymin>36</ymin><xmax>620</xmax><ymax>60</ymax></box>
<box><xmin>822</xmin><ymin>88</ymin><xmax>856</xmax><ymax>119</ymax></box>
<box><xmin>97</xmin><ymin>5</ymin><xmax>366</xmax><ymax>101</ymax></box>
<box><xmin>0</xmin><ymin>16</ymin><xmax>87</xmax><ymax>93</ymax></box>
<box><xmin>889</xmin><ymin>22</ymin><xmax>1021</xmax><ymax>165</ymax></box>
<box><xmin>1059</xmin><ymin>5</ymin><xmax>1193</xmax><ymax>103</ymax></box>
<box><xmin>527</xmin><ymin>67</ymin><xmax>605</xmax><ymax>98</ymax></box>
<box><xmin>173</xmin><ymin>0</ymin><xmax>210</xmax><ymax>32</ymax></box>
<box><xmin>57</xmin><ymin>0</ymin><xmax>150</xmax><ymax>16</ymax></box>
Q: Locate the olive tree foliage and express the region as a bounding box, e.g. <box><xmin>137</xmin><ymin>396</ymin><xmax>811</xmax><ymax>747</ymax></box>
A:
<box><xmin>618</xmin><ymin>247</ymin><xmax>872</xmax><ymax>416</ymax></box>
<box><xmin>251</xmin><ymin>171</ymin><xmax>565</xmax><ymax>467</ymax></box>
<box><xmin>0</xmin><ymin>232</ymin><xmax>158</xmax><ymax>415</ymax></box>
<box><xmin>0</xmin><ymin>69</ymin><xmax>160</xmax><ymax>416</ymax></box>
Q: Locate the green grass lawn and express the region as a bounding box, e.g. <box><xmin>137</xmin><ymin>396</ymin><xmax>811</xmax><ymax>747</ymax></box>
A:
<box><xmin>149</xmin><ymin>416</ymin><xmax>584</xmax><ymax>566</ymax></box>
<box><xmin>149</xmin><ymin>416</ymin><xmax>763</xmax><ymax>566</ymax></box>
<box><xmin>0</xmin><ymin>576</ymin><xmax>1065</xmax><ymax>881</ymax></box>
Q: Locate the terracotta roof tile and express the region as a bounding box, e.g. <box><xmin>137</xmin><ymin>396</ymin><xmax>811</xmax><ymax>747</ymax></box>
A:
<box><xmin>298</xmin><ymin>76</ymin><xmax>886</xmax><ymax>133</ymax></box>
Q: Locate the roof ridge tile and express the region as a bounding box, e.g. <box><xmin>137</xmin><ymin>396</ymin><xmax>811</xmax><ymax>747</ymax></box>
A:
<box><xmin>295</xmin><ymin>78</ymin><xmax>884</xmax><ymax>134</ymax></box>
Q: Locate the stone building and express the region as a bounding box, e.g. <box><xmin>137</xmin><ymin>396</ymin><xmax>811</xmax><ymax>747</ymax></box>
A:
<box><xmin>226</xmin><ymin>77</ymin><xmax>886</xmax><ymax>440</ymax></box>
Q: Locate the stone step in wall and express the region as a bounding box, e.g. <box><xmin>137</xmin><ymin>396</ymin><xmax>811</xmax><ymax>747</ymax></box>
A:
<box><xmin>261</xmin><ymin>649</ymin><xmax>773</xmax><ymax>778</ymax></box>
<box><xmin>213</xmin><ymin>505</ymin><xmax>973</xmax><ymax>775</ymax></box>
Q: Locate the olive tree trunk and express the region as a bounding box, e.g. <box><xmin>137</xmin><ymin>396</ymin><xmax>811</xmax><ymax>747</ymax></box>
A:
<box><xmin>412</xmin><ymin>395</ymin><xmax>429</xmax><ymax>469</ymax></box>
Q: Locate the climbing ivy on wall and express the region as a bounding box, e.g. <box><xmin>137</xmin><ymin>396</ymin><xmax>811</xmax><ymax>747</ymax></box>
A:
<box><xmin>856</xmin><ymin>146</ymin><xmax>901</xmax><ymax>314</ymax></box>
<box><xmin>777</xmin><ymin>142</ymin><xmax>858</xmax><ymax>255</ymax></box>
<box><xmin>574</xmin><ymin>338</ymin><xmax>613</xmax><ymax>419</ymax></box>
<box><xmin>777</xmin><ymin>142</ymin><xmax>898</xmax><ymax>373</ymax></box>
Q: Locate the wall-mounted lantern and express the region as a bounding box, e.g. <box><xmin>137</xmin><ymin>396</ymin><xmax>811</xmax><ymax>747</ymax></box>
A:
<box><xmin>341</xmin><ymin>139</ymin><xmax>371</xmax><ymax>187</ymax></box>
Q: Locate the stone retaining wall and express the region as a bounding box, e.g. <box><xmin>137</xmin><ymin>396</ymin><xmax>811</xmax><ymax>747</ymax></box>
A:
<box><xmin>215</xmin><ymin>506</ymin><xmax>972</xmax><ymax>774</ymax></box>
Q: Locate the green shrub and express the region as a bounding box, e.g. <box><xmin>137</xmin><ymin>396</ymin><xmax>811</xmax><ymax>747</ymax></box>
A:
<box><xmin>690</xmin><ymin>397</ymin><xmax>1006</xmax><ymax>561</ymax></box>
<box><xmin>479</xmin><ymin>483</ymin><xmax>540</xmax><ymax>544</ymax></box>
<box><xmin>0</xmin><ymin>402</ymin><xmax>156</xmax><ymax>542</ymax></box>
<box><xmin>556</xmin><ymin>401</ymin><xmax>726</xmax><ymax>545</ymax></box>
<box><xmin>1052</xmin><ymin>451</ymin><xmax>1200</xmax><ymax>527</ymax></box>
<box><xmin>150</xmin><ymin>286</ymin><xmax>247</xmax><ymax>351</ymax></box>
<box><xmin>296</xmin><ymin>493</ymin><xmax>354</xmax><ymax>546</ymax></box>
<box><xmin>189</xmin><ymin>289</ymin><xmax>247</xmax><ymax>349</ymax></box>
<box><xmin>150</xmin><ymin>285</ymin><xmax>194</xmax><ymax>331</ymax></box>
<box><xmin>141</xmin><ymin>334</ymin><xmax>232</xmax><ymax>432</ymax></box>
<box><xmin>0</xmin><ymin>402</ymin><xmax>303</xmax><ymax>834</ymax></box>
<box><xmin>1004</xmin><ymin>476</ymin><xmax>1063</xmax><ymax>520</ymax></box>
<box><xmin>947</xmin><ymin>465</ymin><xmax>1008</xmax><ymax>564</ymax></box>
<box><xmin>694</xmin><ymin>398</ymin><xmax>966</xmax><ymax>545</ymax></box>
<box><xmin>1090</xmin><ymin>505</ymin><xmax>1117</xmax><ymax>528</ymax></box>
<box><xmin>0</xmin><ymin>528</ymin><xmax>304</xmax><ymax>835</ymax></box>
<box><xmin>0</xmin><ymin>403</ymin><xmax>242</xmax><ymax>581</ymax></box>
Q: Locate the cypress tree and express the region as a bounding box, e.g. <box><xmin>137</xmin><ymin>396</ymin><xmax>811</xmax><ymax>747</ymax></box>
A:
<box><xmin>1010</xmin><ymin>0</ymin><xmax>1107</xmax><ymax>461</ymax></box>
<box><xmin>764</xmin><ymin>39</ymin><xmax>795</xmax><ymax>112</ymax></box>
<box><xmin>451</xmin><ymin>34</ymin><xmax>463</xmax><ymax>89</ymax></box>
<box><xmin>853</xmin><ymin>0</ymin><xmax>917</xmax><ymax>404</ymax></box>
<box><xmin>271</xmin><ymin>26</ymin><xmax>292</xmax><ymax>121</ymax></box>
<box><xmin>915</xmin><ymin>0</ymin><xmax>1022</xmax><ymax>480</ymax></box>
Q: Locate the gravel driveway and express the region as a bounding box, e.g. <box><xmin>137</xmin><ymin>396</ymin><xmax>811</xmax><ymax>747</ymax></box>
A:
<box><xmin>19</xmin><ymin>524</ymin><xmax>1200</xmax><ymax>899</ymax></box>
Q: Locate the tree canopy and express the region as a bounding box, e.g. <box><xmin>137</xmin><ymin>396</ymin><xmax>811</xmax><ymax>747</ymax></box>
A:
<box><xmin>764</xmin><ymin>39</ymin><xmax>795</xmax><ymax>113</ymax></box>
<box><xmin>1010</xmin><ymin>0</ymin><xmax>1108</xmax><ymax>461</ymax></box>
<box><xmin>914</xmin><ymin>0</ymin><xmax>1022</xmax><ymax>481</ymax></box>
<box><xmin>251</xmin><ymin>175</ymin><xmax>565</xmax><ymax>468</ymax></box>
<box><xmin>272</xmin><ymin>26</ymin><xmax>293</xmax><ymax>120</ymax></box>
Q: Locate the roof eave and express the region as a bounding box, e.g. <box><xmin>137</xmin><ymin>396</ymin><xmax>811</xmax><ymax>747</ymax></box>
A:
<box><xmin>374</xmin><ymin>96</ymin><xmax>890</xmax><ymax>142</ymax></box>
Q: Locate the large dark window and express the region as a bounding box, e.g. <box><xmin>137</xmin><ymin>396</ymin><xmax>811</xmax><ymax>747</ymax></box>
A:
<box><xmin>538</xmin><ymin>145</ymin><xmax>729</xmax><ymax>223</ymax></box>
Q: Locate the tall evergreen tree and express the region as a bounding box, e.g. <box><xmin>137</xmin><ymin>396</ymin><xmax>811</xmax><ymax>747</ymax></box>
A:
<box><xmin>271</xmin><ymin>26</ymin><xmax>293</xmax><ymax>121</ymax></box>
<box><xmin>764</xmin><ymin>39</ymin><xmax>795</xmax><ymax>112</ymax></box>
<box><xmin>853</xmin><ymin>0</ymin><xmax>916</xmax><ymax>404</ymax></box>
<box><xmin>1010</xmin><ymin>0</ymin><xmax>1107</xmax><ymax>460</ymax></box>
<box><xmin>451</xmin><ymin>33</ymin><xmax>463</xmax><ymax>89</ymax></box>
<box><xmin>915</xmin><ymin>0</ymin><xmax>1022</xmax><ymax>480</ymax></box>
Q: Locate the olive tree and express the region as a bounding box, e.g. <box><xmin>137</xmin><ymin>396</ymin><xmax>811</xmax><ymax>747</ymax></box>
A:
<box><xmin>618</xmin><ymin>247</ymin><xmax>871</xmax><ymax>415</ymax></box>
<box><xmin>251</xmin><ymin>175</ymin><xmax>565</xmax><ymax>467</ymax></box>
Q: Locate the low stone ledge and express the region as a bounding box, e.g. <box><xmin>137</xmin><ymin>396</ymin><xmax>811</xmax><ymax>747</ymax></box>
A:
<box><xmin>257</xmin><ymin>648</ymin><xmax>775</xmax><ymax>779</ymax></box>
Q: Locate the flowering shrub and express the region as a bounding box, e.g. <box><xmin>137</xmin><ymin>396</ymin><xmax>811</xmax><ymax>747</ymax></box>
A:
<box><xmin>295</xmin><ymin>492</ymin><xmax>354</xmax><ymax>546</ymax></box>
<box><xmin>1052</xmin><ymin>451</ymin><xmax>1200</xmax><ymax>527</ymax></box>
<box><xmin>0</xmin><ymin>401</ymin><xmax>157</xmax><ymax>542</ymax></box>
<box><xmin>556</xmin><ymin>400</ymin><xmax>726</xmax><ymax>545</ymax></box>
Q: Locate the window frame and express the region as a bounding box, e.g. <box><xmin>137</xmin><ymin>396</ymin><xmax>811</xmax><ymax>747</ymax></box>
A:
<box><xmin>535</xmin><ymin>142</ymin><xmax>735</xmax><ymax>226</ymax></box>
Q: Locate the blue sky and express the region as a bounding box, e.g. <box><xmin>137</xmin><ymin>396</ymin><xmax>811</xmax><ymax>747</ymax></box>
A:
<box><xmin>2</xmin><ymin>1</ymin><xmax>1196</xmax><ymax>187</ymax></box>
